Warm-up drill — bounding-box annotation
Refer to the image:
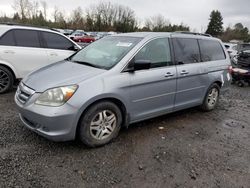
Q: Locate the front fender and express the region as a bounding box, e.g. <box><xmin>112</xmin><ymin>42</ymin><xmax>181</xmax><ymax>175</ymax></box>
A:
<box><xmin>69</xmin><ymin>92</ymin><xmax>129</xmax><ymax>138</ymax></box>
<box><xmin>75</xmin><ymin>93</ymin><xmax>129</xmax><ymax>120</ymax></box>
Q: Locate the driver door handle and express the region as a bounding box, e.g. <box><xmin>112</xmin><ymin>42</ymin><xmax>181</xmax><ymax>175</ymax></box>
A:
<box><xmin>50</xmin><ymin>52</ymin><xmax>58</xmax><ymax>56</ymax></box>
<box><xmin>4</xmin><ymin>50</ymin><xmax>15</xmax><ymax>54</ymax></box>
<box><xmin>165</xmin><ymin>72</ymin><xmax>174</xmax><ymax>77</ymax></box>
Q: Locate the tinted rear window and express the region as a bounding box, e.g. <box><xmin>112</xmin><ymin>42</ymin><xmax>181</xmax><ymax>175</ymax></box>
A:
<box><xmin>42</xmin><ymin>32</ymin><xmax>74</xmax><ymax>50</ymax></box>
<box><xmin>199</xmin><ymin>40</ymin><xmax>226</xmax><ymax>61</ymax></box>
<box><xmin>172</xmin><ymin>38</ymin><xmax>201</xmax><ymax>64</ymax></box>
<box><xmin>0</xmin><ymin>30</ymin><xmax>15</xmax><ymax>46</ymax></box>
<box><xmin>14</xmin><ymin>29</ymin><xmax>40</xmax><ymax>48</ymax></box>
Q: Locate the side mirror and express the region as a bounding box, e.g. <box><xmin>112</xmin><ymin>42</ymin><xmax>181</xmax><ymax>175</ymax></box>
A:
<box><xmin>132</xmin><ymin>60</ymin><xmax>151</xmax><ymax>71</ymax></box>
<box><xmin>68</xmin><ymin>45</ymin><xmax>80</xmax><ymax>51</ymax></box>
<box><xmin>74</xmin><ymin>45</ymin><xmax>80</xmax><ymax>51</ymax></box>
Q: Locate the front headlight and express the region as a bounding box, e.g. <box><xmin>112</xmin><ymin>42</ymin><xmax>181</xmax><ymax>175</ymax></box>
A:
<box><xmin>35</xmin><ymin>85</ymin><xmax>78</xmax><ymax>107</ymax></box>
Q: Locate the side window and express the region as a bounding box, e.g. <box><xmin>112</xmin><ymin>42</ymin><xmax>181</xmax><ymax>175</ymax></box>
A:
<box><xmin>134</xmin><ymin>38</ymin><xmax>172</xmax><ymax>68</ymax></box>
<box><xmin>224</xmin><ymin>45</ymin><xmax>230</xmax><ymax>49</ymax></box>
<box><xmin>0</xmin><ymin>30</ymin><xmax>15</xmax><ymax>46</ymax></box>
<box><xmin>42</xmin><ymin>32</ymin><xmax>74</xmax><ymax>50</ymax></box>
<box><xmin>172</xmin><ymin>38</ymin><xmax>201</xmax><ymax>64</ymax></box>
<box><xmin>199</xmin><ymin>40</ymin><xmax>226</xmax><ymax>61</ymax></box>
<box><xmin>14</xmin><ymin>29</ymin><xmax>40</xmax><ymax>48</ymax></box>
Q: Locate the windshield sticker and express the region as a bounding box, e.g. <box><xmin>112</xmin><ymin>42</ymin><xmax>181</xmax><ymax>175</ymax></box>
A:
<box><xmin>116</xmin><ymin>42</ymin><xmax>133</xmax><ymax>47</ymax></box>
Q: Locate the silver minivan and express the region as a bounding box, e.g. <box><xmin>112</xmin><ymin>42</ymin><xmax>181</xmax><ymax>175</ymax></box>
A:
<box><xmin>15</xmin><ymin>32</ymin><xmax>231</xmax><ymax>147</ymax></box>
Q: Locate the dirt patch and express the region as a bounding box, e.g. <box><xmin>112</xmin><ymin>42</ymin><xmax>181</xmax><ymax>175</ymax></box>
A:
<box><xmin>0</xmin><ymin>85</ymin><xmax>250</xmax><ymax>187</ymax></box>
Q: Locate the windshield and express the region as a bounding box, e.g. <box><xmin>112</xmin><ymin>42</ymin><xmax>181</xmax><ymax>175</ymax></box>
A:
<box><xmin>70</xmin><ymin>36</ymin><xmax>141</xmax><ymax>69</ymax></box>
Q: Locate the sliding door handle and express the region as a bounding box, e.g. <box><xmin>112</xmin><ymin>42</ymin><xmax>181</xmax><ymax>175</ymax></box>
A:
<box><xmin>180</xmin><ymin>70</ymin><xmax>189</xmax><ymax>75</ymax></box>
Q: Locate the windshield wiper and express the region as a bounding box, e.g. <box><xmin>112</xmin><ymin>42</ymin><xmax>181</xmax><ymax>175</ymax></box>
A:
<box><xmin>71</xmin><ymin>60</ymin><xmax>104</xmax><ymax>69</ymax></box>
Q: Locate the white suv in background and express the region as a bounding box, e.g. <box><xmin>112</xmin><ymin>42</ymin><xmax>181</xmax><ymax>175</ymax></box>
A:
<box><xmin>0</xmin><ymin>24</ymin><xmax>81</xmax><ymax>93</ymax></box>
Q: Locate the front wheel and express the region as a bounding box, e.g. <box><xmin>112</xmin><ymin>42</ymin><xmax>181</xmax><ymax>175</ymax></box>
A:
<box><xmin>200</xmin><ymin>83</ymin><xmax>220</xmax><ymax>111</ymax></box>
<box><xmin>0</xmin><ymin>66</ymin><xmax>14</xmax><ymax>94</ymax></box>
<box><xmin>78</xmin><ymin>101</ymin><xmax>122</xmax><ymax>147</ymax></box>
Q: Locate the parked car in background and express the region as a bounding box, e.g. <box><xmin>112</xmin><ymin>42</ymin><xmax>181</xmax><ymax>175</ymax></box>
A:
<box><xmin>73</xmin><ymin>34</ymin><xmax>96</xmax><ymax>43</ymax></box>
<box><xmin>224</xmin><ymin>42</ymin><xmax>238</xmax><ymax>57</ymax></box>
<box><xmin>0</xmin><ymin>24</ymin><xmax>81</xmax><ymax>93</ymax></box>
<box><xmin>225</xmin><ymin>43</ymin><xmax>250</xmax><ymax>66</ymax></box>
<box><xmin>51</xmin><ymin>28</ymin><xmax>65</xmax><ymax>34</ymax></box>
<box><xmin>68</xmin><ymin>30</ymin><xmax>86</xmax><ymax>40</ymax></box>
<box><xmin>51</xmin><ymin>28</ymin><xmax>74</xmax><ymax>36</ymax></box>
<box><xmin>63</xmin><ymin>29</ymin><xmax>74</xmax><ymax>36</ymax></box>
<box><xmin>15</xmin><ymin>32</ymin><xmax>231</xmax><ymax>147</ymax></box>
<box><xmin>236</xmin><ymin>43</ymin><xmax>250</xmax><ymax>52</ymax></box>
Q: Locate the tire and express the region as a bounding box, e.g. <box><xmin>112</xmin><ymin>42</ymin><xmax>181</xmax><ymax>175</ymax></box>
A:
<box><xmin>0</xmin><ymin>66</ymin><xmax>14</xmax><ymax>94</ymax></box>
<box><xmin>78</xmin><ymin>101</ymin><xmax>122</xmax><ymax>147</ymax></box>
<box><xmin>200</xmin><ymin>83</ymin><xmax>220</xmax><ymax>112</ymax></box>
<box><xmin>238</xmin><ymin>81</ymin><xmax>244</xmax><ymax>87</ymax></box>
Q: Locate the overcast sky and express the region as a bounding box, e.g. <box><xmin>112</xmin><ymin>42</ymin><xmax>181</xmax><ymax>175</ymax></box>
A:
<box><xmin>0</xmin><ymin>0</ymin><xmax>249</xmax><ymax>32</ymax></box>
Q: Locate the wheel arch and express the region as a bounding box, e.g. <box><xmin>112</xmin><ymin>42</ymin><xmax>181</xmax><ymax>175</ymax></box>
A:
<box><xmin>214</xmin><ymin>80</ymin><xmax>222</xmax><ymax>88</ymax></box>
<box><xmin>0</xmin><ymin>62</ymin><xmax>18</xmax><ymax>80</ymax></box>
<box><xmin>75</xmin><ymin>97</ymin><xmax>129</xmax><ymax>139</ymax></box>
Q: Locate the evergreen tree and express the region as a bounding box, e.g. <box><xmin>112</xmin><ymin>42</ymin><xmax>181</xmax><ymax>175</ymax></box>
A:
<box><xmin>13</xmin><ymin>12</ymin><xmax>20</xmax><ymax>21</ymax></box>
<box><xmin>206</xmin><ymin>10</ymin><xmax>223</xmax><ymax>37</ymax></box>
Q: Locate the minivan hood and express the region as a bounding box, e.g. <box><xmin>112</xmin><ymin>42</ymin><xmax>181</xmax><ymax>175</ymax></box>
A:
<box><xmin>22</xmin><ymin>61</ymin><xmax>106</xmax><ymax>92</ymax></box>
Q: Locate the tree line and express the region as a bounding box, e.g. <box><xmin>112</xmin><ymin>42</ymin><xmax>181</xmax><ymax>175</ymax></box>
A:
<box><xmin>205</xmin><ymin>10</ymin><xmax>250</xmax><ymax>42</ymax></box>
<box><xmin>0</xmin><ymin>0</ymin><xmax>249</xmax><ymax>42</ymax></box>
<box><xmin>0</xmin><ymin>0</ymin><xmax>189</xmax><ymax>32</ymax></box>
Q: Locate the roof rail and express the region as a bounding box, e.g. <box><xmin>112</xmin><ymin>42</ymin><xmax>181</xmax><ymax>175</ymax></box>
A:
<box><xmin>0</xmin><ymin>22</ymin><xmax>52</xmax><ymax>30</ymax></box>
<box><xmin>175</xmin><ymin>31</ymin><xmax>212</xmax><ymax>37</ymax></box>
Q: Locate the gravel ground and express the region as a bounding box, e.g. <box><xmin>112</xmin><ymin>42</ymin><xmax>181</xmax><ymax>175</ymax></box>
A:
<box><xmin>0</xmin><ymin>85</ymin><xmax>250</xmax><ymax>188</ymax></box>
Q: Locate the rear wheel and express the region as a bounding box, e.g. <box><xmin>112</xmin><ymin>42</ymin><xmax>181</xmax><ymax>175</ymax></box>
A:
<box><xmin>78</xmin><ymin>101</ymin><xmax>122</xmax><ymax>147</ymax></box>
<box><xmin>0</xmin><ymin>66</ymin><xmax>14</xmax><ymax>94</ymax></box>
<box><xmin>200</xmin><ymin>83</ymin><xmax>220</xmax><ymax>111</ymax></box>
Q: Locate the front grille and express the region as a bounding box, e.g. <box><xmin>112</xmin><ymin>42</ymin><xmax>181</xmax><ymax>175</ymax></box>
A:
<box><xmin>16</xmin><ymin>82</ymin><xmax>35</xmax><ymax>104</ymax></box>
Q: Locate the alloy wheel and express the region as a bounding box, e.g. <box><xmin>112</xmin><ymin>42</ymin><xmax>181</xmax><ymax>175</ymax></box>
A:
<box><xmin>90</xmin><ymin>110</ymin><xmax>117</xmax><ymax>140</ymax></box>
<box><xmin>207</xmin><ymin>88</ymin><xmax>219</xmax><ymax>107</ymax></box>
<box><xmin>0</xmin><ymin>69</ymin><xmax>10</xmax><ymax>93</ymax></box>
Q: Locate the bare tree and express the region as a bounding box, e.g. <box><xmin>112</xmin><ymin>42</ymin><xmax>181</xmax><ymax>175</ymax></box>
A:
<box><xmin>114</xmin><ymin>4</ymin><xmax>137</xmax><ymax>32</ymax></box>
<box><xmin>30</xmin><ymin>0</ymin><xmax>39</xmax><ymax>18</ymax></box>
<box><xmin>69</xmin><ymin>7</ymin><xmax>85</xmax><ymax>29</ymax></box>
<box><xmin>145</xmin><ymin>14</ymin><xmax>169</xmax><ymax>31</ymax></box>
<box><xmin>40</xmin><ymin>0</ymin><xmax>47</xmax><ymax>20</ymax></box>
<box><xmin>53</xmin><ymin>6</ymin><xmax>59</xmax><ymax>22</ymax></box>
<box><xmin>85</xmin><ymin>2</ymin><xmax>137</xmax><ymax>32</ymax></box>
<box><xmin>52</xmin><ymin>6</ymin><xmax>66</xmax><ymax>28</ymax></box>
<box><xmin>97</xmin><ymin>2</ymin><xmax>116</xmax><ymax>27</ymax></box>
<box><xmin>12</xmin><ymin>0</ymin><xmax>32</xmax><ymax>20</ymax></box>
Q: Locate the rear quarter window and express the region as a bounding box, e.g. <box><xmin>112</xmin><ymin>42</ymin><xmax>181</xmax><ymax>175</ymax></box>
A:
<box><xmin>42</xmin><ymin>32</ymin><xmax>74</xmax><ymax>50</ymax></box>
<box><xmin>199</xmin><ymin>40</ymin><xmax>226</xmax><ymax>61</ymax></box>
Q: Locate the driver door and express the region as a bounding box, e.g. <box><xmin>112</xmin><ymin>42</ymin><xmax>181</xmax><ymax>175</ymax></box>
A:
<box><xmin>128</xmin><ymin>38</ymin><xmax>177</xmax><ymax>122</ymax></box>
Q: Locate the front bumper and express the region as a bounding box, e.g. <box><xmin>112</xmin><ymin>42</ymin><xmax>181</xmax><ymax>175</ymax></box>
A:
<box><xmin>15</xmin><ymin>93</ymin><xmax>79</xmax><ymax>142</ymax></box>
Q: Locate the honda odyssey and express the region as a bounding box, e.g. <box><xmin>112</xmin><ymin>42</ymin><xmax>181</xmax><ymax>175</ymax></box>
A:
<box><xmin>15</xmin><ymin>32</ymin><xmax>231</xmax><ymax>147</ymax></box>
